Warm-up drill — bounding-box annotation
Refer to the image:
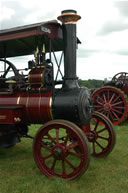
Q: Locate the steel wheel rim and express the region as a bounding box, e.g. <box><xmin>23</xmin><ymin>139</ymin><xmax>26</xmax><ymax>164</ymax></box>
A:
<box><xmin>33</xmin><ymin>120</ymin><xmax>90</xmax><ymax>180</ymax></box>
<box><xmin>92</xmin><ymin>86</ymin><xmax>128</xmax><ymax>125</ymax></box>
<box><xmin>112</xmin><ymin>72</ymin><xmax>128</xmax><ymax>83</ymax></box>
<box><xmin>87</xmin><ymin>112</ymin><xmax>116</xmax><ymax>157</ymax></box>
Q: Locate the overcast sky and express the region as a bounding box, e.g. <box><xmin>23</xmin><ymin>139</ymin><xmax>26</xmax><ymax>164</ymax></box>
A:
<box><xmin>0</xmin><ymin>0</ymin><xmax>128</xmax><ymax>80</ymax></box>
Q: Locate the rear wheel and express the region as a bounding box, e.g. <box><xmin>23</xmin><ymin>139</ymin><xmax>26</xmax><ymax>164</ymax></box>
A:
<box><xmin>92</xmin><ymin>86</ymin><xmax>128</xmax><ymax>125</ymax></box>
<box><xmin>86</xmin><ymin>111</ymin><xmax>116</xmax><ymax>157</ymax></box>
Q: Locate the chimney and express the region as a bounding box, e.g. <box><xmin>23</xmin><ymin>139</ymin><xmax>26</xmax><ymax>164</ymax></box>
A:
<box><xmin>57</xmin><ymin>10</ymin><xmax>81</xmax><ymax>89</ymax></box>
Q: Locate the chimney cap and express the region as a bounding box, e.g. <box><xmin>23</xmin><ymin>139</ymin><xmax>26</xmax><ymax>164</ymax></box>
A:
<box><xmin>61</xmin><ymin>10</ymin><xmax>77</xmax><ymax>14</ymax></box>
<box><xmin>57</xmin><ymin>9</ymin><xmax>81</xmax><ymax>24</ymax></box>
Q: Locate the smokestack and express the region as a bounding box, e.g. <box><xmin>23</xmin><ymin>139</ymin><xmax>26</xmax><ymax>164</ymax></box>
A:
<box><xmin>57</xmin><ymin>10</ymin><xmax>81</xmax><ymax>89</ymax></box>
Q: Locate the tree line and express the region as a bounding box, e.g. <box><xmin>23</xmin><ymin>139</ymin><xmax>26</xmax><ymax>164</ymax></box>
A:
<box><xmin>78</xmin><ymin>79</ymin><xmax>103</xmax><ymax>89</ymax></box>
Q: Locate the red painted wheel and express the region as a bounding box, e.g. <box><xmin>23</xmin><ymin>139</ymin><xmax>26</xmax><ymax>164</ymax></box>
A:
<box><xmin>86</xmin><ymin>111</ymin><xmax>116</xmax><ymax>157</ymax></box>
<box><xmin>33</xmin><ymin>120</ymin><xmax>90</xmax><ymax>180</ymax></box>
<box><xmin>92</xmin><ymin>86</ymin><xmax>128</xmax><ymax>125</ymax></box>
<box><xmin>112</xmin><ymin>72</ymin><xmax>128</xmax><ymax>83</ymax></box>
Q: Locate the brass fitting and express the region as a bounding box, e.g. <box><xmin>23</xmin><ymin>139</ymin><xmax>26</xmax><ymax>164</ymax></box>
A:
<box><xmin>57</xmin><ymin>10</ymin><xmax>81</xmax><ymax>24</ymax></box>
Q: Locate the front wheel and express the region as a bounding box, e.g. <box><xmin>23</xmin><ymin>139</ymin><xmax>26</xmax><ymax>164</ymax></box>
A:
<box><xmin>33</xmin><ymin>119</ymin><xmax>91</xmax><ymax>180</ymax></box>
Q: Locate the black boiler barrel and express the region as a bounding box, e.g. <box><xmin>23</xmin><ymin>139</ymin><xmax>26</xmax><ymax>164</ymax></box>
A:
<box><xmin>52</xmin><ymin>87</ymin><xmax>92</xmax><ymax>125</ymax></box>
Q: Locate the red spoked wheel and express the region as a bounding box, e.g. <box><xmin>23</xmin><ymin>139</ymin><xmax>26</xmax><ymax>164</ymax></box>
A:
<box><xmin>85</xmin><ymin>111</ymin><xmax>116</xmax><ymax>157</ymax></box>
<box><xmin>33</xmin><ymin>120</ymin><xmax>91</xmax><ymax>180</ymax></box>
<box><xmin>112</xmin><ymin>72</ymin><xmax>128</xmax><ymax>83</ymax></box>
<box><xmin>92</xmin><ymin>86</ymin><xmax>128</xmax><ymax>125</ymax></box>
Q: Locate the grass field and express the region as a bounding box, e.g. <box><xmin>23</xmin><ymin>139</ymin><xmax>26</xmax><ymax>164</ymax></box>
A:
<box><xmin>0</xmin><ymin>123</ymin><xmax>128</xmax><ymax>193</ymax></box>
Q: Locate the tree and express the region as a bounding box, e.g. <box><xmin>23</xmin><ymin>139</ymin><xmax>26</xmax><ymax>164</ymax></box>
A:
<box><xmin>78</xmin><ymin>79</ymin><xmax>103</xmax><ymax>89</ymax></box>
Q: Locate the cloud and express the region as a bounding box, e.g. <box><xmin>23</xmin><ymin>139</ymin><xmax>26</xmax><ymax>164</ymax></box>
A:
<box><xmin>0</xmin><ymin>0</ymin><xmax>37</xmax><ymax>29</ymax></box>
<box><xmin>114</xmin><ymin>1</ymin><xmax>128</xmax><ymax>17</ymax></box>
<box><xmin>78</xmin><ymin>46</ymin><xmax>128</xmax><ymax>58</ymax></box>
<box><xmin>0</xmin><ymin>6</ymin><xmax>15</xmax><ymax>21</ymax></box>
<box><xmin>77</xmin><ymin>52</ymin><xmax>128</xmax><ymax>80</ymax></box>
<box><xmin>113</xmin><ymin>49</ymin><xmax>128</xmax><ymax>56</ymax></box>
<box><xmin>97</xmin><ymin>1</ymin><xmax>128</xmax><ymax>36</ymax></box>
<box><xmin>78</xmin><ymin>48</ymin><xmax>101</xmax><ymax>58</ymax></box>
<box><xmin>97</xmin><ymin>20</ymin><xmax>128</xmax><ymax>35</ymax></box>
<box><xmin>78</xmin><ymin>47</ymin><xmax>128</xmax><ymax>58</ymax></box>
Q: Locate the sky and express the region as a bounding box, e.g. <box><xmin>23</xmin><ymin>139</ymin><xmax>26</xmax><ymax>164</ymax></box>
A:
<box><xmin>0</xmin><ymin>0</ymin><xmax>128</xmax><ymax>80</ymax></box>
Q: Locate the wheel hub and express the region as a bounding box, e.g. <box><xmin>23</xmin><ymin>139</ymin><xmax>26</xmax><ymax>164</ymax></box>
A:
<box><xmin>87</xmin><ymin>131</ymin><xmax>98</xmax><ymax>142</ymax></box>
<box><xmin>104</xmin><ymin>103</ymin><xmax>111</xmax><ymax>111</ymax></box>
<box><xmin>52</xmin><ymin>144</ymin><xmax>67</xmax><ymax>160</ymax></box>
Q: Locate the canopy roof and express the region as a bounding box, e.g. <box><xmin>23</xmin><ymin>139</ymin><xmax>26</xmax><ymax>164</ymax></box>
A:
<box><xmin>0</xmin><ymin>20</ymin><xmax>64</xmax><ymax>58</ymax></box>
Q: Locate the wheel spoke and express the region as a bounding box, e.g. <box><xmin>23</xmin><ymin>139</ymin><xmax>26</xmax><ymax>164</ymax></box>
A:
<box><xmin>96</xmin><ymin>127</ymin><xmax>106</xmax><ymax>134</ymax></box>
<box><xmin>94</xmin><ymin>106</ymin><xmax>104</xmax><ymax>112</ymax></box>
<box><xmin>94</xmin><ymin>105</ymin><xmax>103</xmax><ymax>108</ymax></box>
<box><xmin>107</xmin><ymin>90</ymin><xmax>110</xmax><ymax>100</ymax></box>
<box><xmin>95</xmin><ymin>140</ymin><xmax>105</xmax><ymax>150</ymax></box>
<box><xmin>41</xmin><ymin>143</ymin><xmax>52</xmax><ymax>151</ymax></box>
<box><xmin>62</xmin><ymin>160</ymin><xmax>66</xmax><ymax>175</ymax></box>
<box><xmin>93</xmin><ymin>119</ymin><xmax>100</xmax><ymax>131</ymax></box>
<box><xmin>108</xmin><ymin>111</ymin><xmax>114</xmax><ymax>121</ymax></box>
<box><xmin>3</xmin><ymin>66</ymin><xmax>11</xmax><ymax>77</ymax></box>
<box><xmin>65</xmin><ymin>158</ymin><xmax>77</xmax><ymax>170</ymax></box>
<box><xmin>68</xmin><ymin>151</ymin><xmax>81</xmax><ymax>158</ymax></box>
<box><xmin>107</xmin><ymin>111</ymin><xmax>110</xmax><ymax>119</ymax></box>
<box><xmin>112</xmin><ymin>100</ymin><xmax>124</xmax><ymax>106</ymax></box>
<box><xmin>43</xmin><ymin>153</ymin><xmax>53</xmax><ymax>160</ymax></box>
<box><xmin>103</xmin><ymin>93</ymin><xmax>107</xmax><ymax>103</ymax></box>
<box><xmin>113</xmin><ymin>106</ymin><xmax>125</xmax><ymax>109</ymax></box>
<box><xmin>99</xmin><ymin>109</ymin><xmax>106</xmax><ymax>114</ymax></box>
<box><xmin>64</xmin><ymin>133</ymin><xmax>69</xmax><ymax>144</ymax></box>
<box><xmin>109</xmin><ymin>93</ymin><xmax>116</xmax><ymax>103</ymax></box>
<box><xmin>51</xmin><ymin>158</ymin><xmax>57</xmax><ymax>170</ymax></box>
<box><xmin>111</xmin><ymin>110</ymin><xmax>119</xmax><ymax>119</ymax></box>
<box><xmin>97</xmin><ymin>96</ymin><xmax>104</xmax><ymax>103</ymax></box>
<box><xmin>112</xmin><ymin>108</ymin><xmax>123</xmax><ymax>115</ymax></box>
<box><xmin>56</xmin><ymin>128</ymin><xmax>59</xmax><ymax>143</ymax></box>
<box><xmin>98</xmin><ymin>135</ymin><xmax>109</xmax><ymax>141</ymax></box>
<box><xmin>47</xmin><ymin>133</ymin><xmax>56</xmax><ymax>144</ymax></box>
<box><xmin>67</xmin><ymin>141</ymin><xmax>78</xmax><ymax>150</ymax></box>
<box><xmin>112</xmin><ymin>95</ymin><xmax>120</xmax><ymax>104</ymax></box>
<box><xmin>92</xmin><ymin>142</ymin><xmax>96</xmax><ymax>154</ymax></box>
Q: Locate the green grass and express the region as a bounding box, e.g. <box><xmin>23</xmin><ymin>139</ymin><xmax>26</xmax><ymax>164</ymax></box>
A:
<box><xmin>0</xmin><ymin>123</ymin><xmax>128</xmax><ymax>193</ymax></box>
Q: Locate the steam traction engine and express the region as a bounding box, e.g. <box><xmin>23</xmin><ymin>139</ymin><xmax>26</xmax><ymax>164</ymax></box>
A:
<box><xmin>0</xmin><ymin>10</ymin><xmax>116</xmax><ymax>180</ymax></box>
<box><xmin>92</xmin><ymin>72</ymin><xmax>128</xmax><ymax>125</ymax></box>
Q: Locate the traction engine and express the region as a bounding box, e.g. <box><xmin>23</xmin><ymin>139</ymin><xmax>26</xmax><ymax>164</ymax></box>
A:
<box><xmin>0</xmin><ymin>10</ymin><xmax>116</xmax><ymax>180</ymax></box>
<box><xmin>92</xmin><ymin>72</ymin><xmax>128</xmax><ymax>125</ymax></box>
